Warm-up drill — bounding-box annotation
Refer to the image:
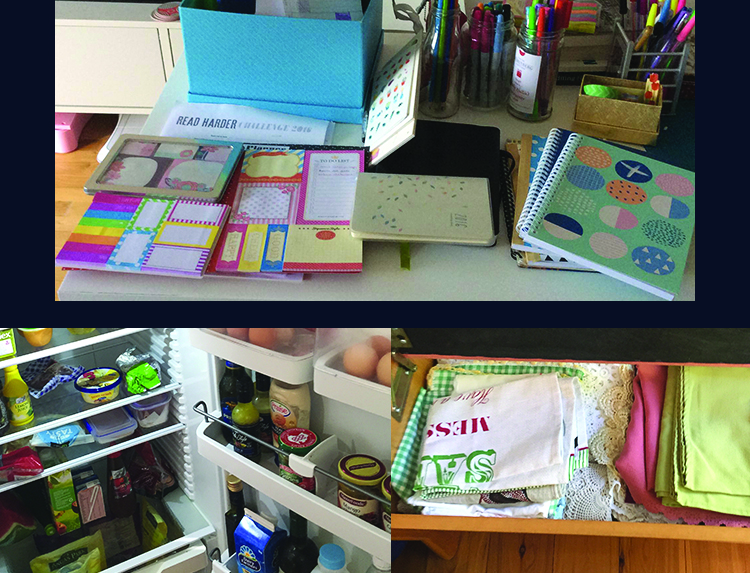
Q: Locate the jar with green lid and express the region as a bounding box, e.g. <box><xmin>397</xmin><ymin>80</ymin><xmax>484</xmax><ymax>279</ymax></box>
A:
<box><xmin>380</xmin><ymin>475</ymin><xmax>391</xmax><ymax>533</ymax></box>
<box><xmin>337</xmin><ymin>454</ymin><xmax>386</xmax><ymax>526</ymax></box>
<box><xmin>278</xmin><ymin>428</ymin><xmax>318</xmax><ymax>493</ymax></box>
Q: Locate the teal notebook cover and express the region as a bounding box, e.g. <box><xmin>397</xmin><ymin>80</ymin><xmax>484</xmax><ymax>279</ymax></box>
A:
<box><xmin>518</xmin><ymin>132</ymin><xmax>695</xmax><ymax>300</ymax></box>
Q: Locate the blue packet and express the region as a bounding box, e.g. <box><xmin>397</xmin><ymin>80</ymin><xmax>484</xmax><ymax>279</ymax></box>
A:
<box><xmin>235</xmin><ymin>510</ymin><xmax>287</xmax><ymax>573</ymax></box>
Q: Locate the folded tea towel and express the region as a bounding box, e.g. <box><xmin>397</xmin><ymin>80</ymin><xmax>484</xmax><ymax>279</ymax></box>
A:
<box><xmin>657</xmin><ymin>366</ymin><xmax>750</xmax><ymax>516</ymax></box>
<box><xmin>617</xmin><ymin>364</ymin><xmax>750</xmax><ymax>526</ymax></box>
<box><xmin>409</xmin><ymin>484</ymin><xmax>566</xmax><ymax>507</ymax></box>
<box><xmin>420</xmin><ymin>500</ymin><xmax>557</xmax><ymax>518</ymax></box>
<box><xmin>412</xmin><ymin>373</ymin><xmax>578</xmax><ymax>499</ymax></box>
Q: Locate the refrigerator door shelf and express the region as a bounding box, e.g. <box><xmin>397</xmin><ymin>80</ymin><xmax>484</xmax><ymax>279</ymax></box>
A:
<box><xmin>131</xmin><ymin>541</ymin><xmax>208</xmax><ymax>573</ymax></box>
<box><xmin>211</xmin><ymin>552</ymin><xmax>238</xmax><ymax>573</ymax></box>
<box><xmin>313</xmin><ymin>347</ymin><xmax>390</xmax><ymax>419</ymax></box>
<box><xmin>189</xmin><ymin>329</ymin><xmax>313</xmax><ymax>384</ymax></box>
<box><xmin>197</xmin><ymin>415</ymin><xmax>390</xmax><ymax>562</ymax></box>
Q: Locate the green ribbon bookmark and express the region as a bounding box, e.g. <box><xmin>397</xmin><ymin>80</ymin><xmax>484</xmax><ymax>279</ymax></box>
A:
<box><xmin>400</xmin><ymin>242</ymin><xmax>411</xmax><ymax>270</ymax></box>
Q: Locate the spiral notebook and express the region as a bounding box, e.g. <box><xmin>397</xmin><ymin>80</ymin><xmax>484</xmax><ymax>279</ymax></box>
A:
<box><xmin>517</xmin><ymin>129</ymin><xmax>695</xmax><ymax>300</ymax></box>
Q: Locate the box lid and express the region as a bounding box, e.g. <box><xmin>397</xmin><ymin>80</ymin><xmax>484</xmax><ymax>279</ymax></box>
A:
<box><xmin>364</xmin><ymin>12</ymin><xmax>423</xmax><ymax>166</ymax></box>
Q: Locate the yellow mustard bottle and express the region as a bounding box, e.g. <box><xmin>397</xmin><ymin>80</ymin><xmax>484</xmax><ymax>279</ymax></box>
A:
<box><xmin>3</xmin><ymin>365</ymin><xmax>34</xmax><ymax>426</ymax></box>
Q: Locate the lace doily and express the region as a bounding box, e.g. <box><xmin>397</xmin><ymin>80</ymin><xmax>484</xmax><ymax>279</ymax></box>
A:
<box><xmin>564</xmin><ymin>464</ymin><xmax>612</xmax><ymax>521</ymax></box>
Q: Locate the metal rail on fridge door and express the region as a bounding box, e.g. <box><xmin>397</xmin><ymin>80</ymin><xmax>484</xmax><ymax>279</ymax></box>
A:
<box><xmin>193</xmin><ymin>402</ymin><xmax>390</xmax><ymax>506</ymax></box>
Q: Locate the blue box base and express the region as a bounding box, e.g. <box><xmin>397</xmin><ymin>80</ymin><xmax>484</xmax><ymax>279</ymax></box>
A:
<box><xmin>187</xmin><ymin>91</ymin><xmax>366</xmax><ymax>125</ymax></box>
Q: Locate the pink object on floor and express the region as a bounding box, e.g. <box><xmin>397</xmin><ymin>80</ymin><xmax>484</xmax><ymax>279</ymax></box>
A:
<box><xmin>616</xmin><ymin>364</ymin><xmax>750</xmax><ymax>527</ymax></box>
<box><xmin>55</xmin><ymin>113</ymin><xmax>93</xmax><ymax>153</ymax></box>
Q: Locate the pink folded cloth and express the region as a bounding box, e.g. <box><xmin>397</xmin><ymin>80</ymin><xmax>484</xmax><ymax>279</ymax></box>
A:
<box><xmin>616</xmin><ymin>364</ymin><xmax>750</xmax><ymax>527</ymax></box>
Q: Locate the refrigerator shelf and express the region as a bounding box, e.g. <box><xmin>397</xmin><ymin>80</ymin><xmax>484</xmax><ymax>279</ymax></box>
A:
<box><xmin>196</xmin><ymin>411</ymin><xmax>390</xmax><ymax>562</ymax></box>
<box><xmin>0</xmin><ymin>415</ymin><xmax>185</xmax><ymax>494</ymax></box>
<box><xmin>188</xmin><ymin>328</ymin><xmax>314</xmax><ymax>384</ymax></box>
<box><xmin>313</xmin><ymin>346</ymin><xmax>390</xmax><ymax>419</ymax></box>
<box><xmin>0</xmin><ymin>328</ymin><xmax>150</xmax><ymax>370</ymax></box>
<box><xmin>0</xmin><ymin>380</ymin><xmax>181</xmax><ymax>447</ymax></box>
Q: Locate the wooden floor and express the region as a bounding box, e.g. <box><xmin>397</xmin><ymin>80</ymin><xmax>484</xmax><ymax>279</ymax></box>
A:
<box><xmin>393</xmin><ymin>532</ymin><xmax>750</xmax><ymax>573</ymax></box>
<box><xmin>55</xmin><ymin>114</ymin><xmax>119</xmax><ymax>300</ymax></box>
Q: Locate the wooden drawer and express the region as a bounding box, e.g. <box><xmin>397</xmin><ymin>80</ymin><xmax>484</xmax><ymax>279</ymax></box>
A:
<box><xmin>391</xmin><ymin>329</ymin><xmax>750</xmax><ymax>547</ymax></box>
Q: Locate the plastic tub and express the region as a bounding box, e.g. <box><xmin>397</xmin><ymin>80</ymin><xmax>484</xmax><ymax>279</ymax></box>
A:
<box><xmin>74</xmin><ymin>367</ymin><xmax>122</xmax><ymax>404</ymax></box>
<box><xmin>128</xmin><ymin>393</ymin><xmax>172</xmax><ymax>430</ymax></box>
<box><xmin>84</xmin><ymin>407</ymin><xmax>137</xmax><ymax>444</ymax></box>
<box><xmin>17</xmin><ymin>328</ymin><xmax>53</xmax><ymax>347</ymax></box>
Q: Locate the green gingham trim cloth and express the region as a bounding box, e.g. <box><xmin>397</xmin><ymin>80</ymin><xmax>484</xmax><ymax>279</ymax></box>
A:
<box><xmin>391</xmin><ymin>362</ymin><xmax>587</xmax><ymax>501</ymax></box>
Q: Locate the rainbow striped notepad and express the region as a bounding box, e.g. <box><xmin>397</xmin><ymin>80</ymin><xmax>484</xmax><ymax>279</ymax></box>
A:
<box><xmin>56</xmin><ymin>192</ymin><xmax>229</xmax><ymax>278</ymax></box>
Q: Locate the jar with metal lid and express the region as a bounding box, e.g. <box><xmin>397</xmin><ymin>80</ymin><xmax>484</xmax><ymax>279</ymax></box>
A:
<box><xmin>380</xmin><ymin>475</ymin><xmax>391</xmax><ymax>533</ymax></box>
<box><xmin>337</xmin><ymin>454</ymin><xmax>386</xmax><ymax>526</ymax></box>
<box><xmin>278</xmin><ymin>428</ymin><xmax>318</xmax><ymax>493</ymax></box>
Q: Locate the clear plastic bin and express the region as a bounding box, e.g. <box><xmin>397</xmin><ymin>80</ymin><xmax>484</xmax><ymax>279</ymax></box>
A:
<box><xmin>128</xmin><ymin>393</ymin><xmax>172</xmax><ymax>430</ymax></box>
<box><xmin>84</xmin><ymin>407</ymin><xmax>137</xmax><ymax>444</ymax></box>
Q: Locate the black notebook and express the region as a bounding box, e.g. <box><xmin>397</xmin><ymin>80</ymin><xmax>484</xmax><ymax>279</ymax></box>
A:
<box><xmin>372</xmin><ymin>120</ymin><xmax>513</xmax><ymax>238</ymax></box>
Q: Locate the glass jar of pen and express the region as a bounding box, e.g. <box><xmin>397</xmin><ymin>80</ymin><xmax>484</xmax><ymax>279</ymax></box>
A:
<box><xmin>420</xmin><ymin>0</ymin><xmax>463</xmax><ymax>118</ymax></box>
<box><xmin>508</xmin><ymin>21</ymin><xmax>565</xmax><ymax>121</ymax></box>
<box><xmin>460</xmin><ymin>4</ymin><xmax>516</xmax><ymax>110</ymax></box>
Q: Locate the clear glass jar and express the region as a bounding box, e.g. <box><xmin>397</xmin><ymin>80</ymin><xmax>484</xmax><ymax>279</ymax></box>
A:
<box><xmin>420</xmin><ymin>3</ymin><xmax>463</xmax><ymax>118</ymax></box>
<box><xmin>460</xmin><ymin>9</ymin><xmax>516</xmax><ymax>110</ymax></box>
<box><xmin>508</xmin><ymin>24</ymin><xmax>565</xmax><ymax>121</ymax></box>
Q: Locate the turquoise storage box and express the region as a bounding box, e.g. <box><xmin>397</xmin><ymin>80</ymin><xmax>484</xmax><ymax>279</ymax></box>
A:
<box><xmin>179</xmin><ymin>0</ymin><xmax>384</xmax><ymax>124</ymax></box>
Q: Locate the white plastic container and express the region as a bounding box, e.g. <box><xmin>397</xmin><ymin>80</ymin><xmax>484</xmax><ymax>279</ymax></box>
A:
<box><xmin>128</xmin><ymin>392</ymin><xmax>172</xmax><ymax>430</ymax></box>
<box><xmin>84</xmin><ymin>407</ymin><xmax>137</xmax><ymax>444</ymax></box>
<box><xmin>313</xmin><ymin>329</ymin><xmax>390</xmax><ymax>418</ymax></box>
<box><xmin>189</xmin><ymin>329</ymin><xmax>315</xmax><ymax>384</ymax></box>
<box><xmin>311</xmin><ymin>544</ymin><xmax>351</xmax><ymax>573</ymax></box>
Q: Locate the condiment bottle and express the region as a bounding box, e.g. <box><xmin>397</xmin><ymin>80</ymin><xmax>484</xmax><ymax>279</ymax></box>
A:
<box><xmin>269</xmin><ymin>379</ymin><xmax>311</xmax><ymax>448</ymax></box>
<box><xmin>277</xmin><ymin>511</ymin><xmax>319</xmax><ymax>573</ymax></box>
<box><xmin>253</xmin><ymin>372</ymin><xmax>273</xmax><ymax>445</ymax></box>
<box><xmin>224</xmin><ymin>474</ymin><xmax>246</xmax><ymax>555</ymax></box>
<box><xmin>278</xmin><ymin>428</ymin><xmax>318</xmax><ymax>493</ymax></box>
<box><xmin>219</xmin><ymin>361</ymin><xmax>243</xmax><ymax>442</ymax></box>
<box><xmin>2</xmin><ymin>365</ymin><xmax>34</xmax><ymax>426</ymax></box>
<box><xmin>232</xmin><ymin>375</ymin><xmax>261</xmax><ymax>462</ymax></box>
<box><xmin>106</xmin><ymin>451</ymin><xmax>137</xmax><ymax>519</ymax></box>
<box><xmin>336</xmin><ymin>454</ymin><xmax>386</xmax><ymax>526</ymax></box>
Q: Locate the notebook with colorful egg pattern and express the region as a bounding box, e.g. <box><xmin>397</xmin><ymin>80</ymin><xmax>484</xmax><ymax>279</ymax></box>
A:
<box><xmin>517</xmin><ymin>130</ymin><xmax>695</xmax><ymax>300</ymax></box>
<box><xmin>55</xmin><ymin>193</ymin><xmax>229</xmax><ymax>278</ymax></box>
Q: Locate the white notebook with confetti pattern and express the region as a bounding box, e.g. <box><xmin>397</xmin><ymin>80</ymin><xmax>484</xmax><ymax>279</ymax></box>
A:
<box><xmin>350</xmin><ymin>173</ymin><xmax>495</xmax><ymax>245</ymax></box>
<box><xmin>517</xmin><ymin>130</ymin><xmax>695</xmax><ymax>300</ymax></box>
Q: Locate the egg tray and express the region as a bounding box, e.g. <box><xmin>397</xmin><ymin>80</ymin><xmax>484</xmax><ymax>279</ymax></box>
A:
<box><xmin>313</xmin><ymin>347</ymin><xmax>390</xmax><ymax>419</ymax></box>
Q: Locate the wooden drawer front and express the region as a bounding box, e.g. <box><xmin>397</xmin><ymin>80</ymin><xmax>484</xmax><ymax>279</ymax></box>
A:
<box><xmin>55</xmin><ymin>26</ymin><xmax>166</xmax><ymax>108</ymax></box>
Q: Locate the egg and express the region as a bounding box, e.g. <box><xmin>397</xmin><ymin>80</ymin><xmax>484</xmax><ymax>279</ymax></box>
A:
<box><xmin>226</xmin><ymin>328</ymin><xmax>248</xmax><ymax>341</ymax></box>
<box><xmin>377</xmin><ymin>353</ymin><xmax>393</xmax><ymax>387</ymax></box>
<box><xmin>368</xmin><ymin>335</ymin><xmax>390</xmax><ymax>358</ymax></box>
<box><xmin>248</xmin><ymin>328</ymin><xmax>278</xmax><ymax>350</ymax></box>
<box><xmin>275</xmin><ymin>328</ymin><xmax>296</xmax><ymax>346</ymax></box>
<box><xmin>343</xmin><ymin>343</ymin><xmax>379</xmax><ymax>380</ymax></box>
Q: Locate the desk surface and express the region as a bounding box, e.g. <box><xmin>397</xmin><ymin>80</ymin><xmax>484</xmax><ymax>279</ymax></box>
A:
<box><xmin>58</xmin><ymin>32</ymin><xmax>695</xmax><ymax>301</ymax></box>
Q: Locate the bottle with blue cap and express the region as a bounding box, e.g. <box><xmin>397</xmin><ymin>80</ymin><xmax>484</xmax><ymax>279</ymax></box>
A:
<box><xmin>310</xmin><ymin>544</ymin><xmax>351</xmax><ymax>573</ymax></box>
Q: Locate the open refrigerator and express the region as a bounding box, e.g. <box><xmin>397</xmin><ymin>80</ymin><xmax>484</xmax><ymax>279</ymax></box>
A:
<box><xmin>0</xmin><ymin>328</ymin><xmax>390</xmax><ymax>573</ymax></box>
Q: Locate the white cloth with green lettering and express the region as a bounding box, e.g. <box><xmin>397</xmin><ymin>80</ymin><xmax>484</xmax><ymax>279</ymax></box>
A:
<box><xmin>411</xmin><ymin>373</ymin><xmax>577</xmax><ymax>500</ymax></box>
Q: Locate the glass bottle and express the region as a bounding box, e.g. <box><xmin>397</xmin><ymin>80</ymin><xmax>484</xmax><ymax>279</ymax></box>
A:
<box><xmin>224</xmin><ymin>474</ymin><xmax>246</xmax><ymax>555</ymax></box>
<box><xmin>3</xmin><ymin>365</ymin><xmax>34</xmax><ymax>426</ymax></box>
<box><xmin>420</xmin><ymin>0</ymin><xmax>463</xmax><ymax>118</ymax></box>
<box><xmin>232</xmin><ymin>375</ymin><xmax>261</xmax><ymax>462</ymax></box>
<box><xmin>107</xmin><ymin>451</ymin><xmax>137</xmax><ymax>519</ymax></box>
<box><xmin>269</xmin><ymin>379</ymin><xmax>310</xmax><ymax>449</ymax></box>
<box><xmin>278</xmin><ymin>511</ymin><xmax>319</xmax><ymax>573</ymax></box>
<box><xmin>253</xmin><ymin>372</ymin><xmax>273</xmax><ymax>446</ymax></box>
<box><xmin>508</xmin><ymin>23</ymin><xmax>565</xmax><ymax>121</ymax></box>
<box><xmin>219</xmin><ymin>361</ymin><xmax>242</xmax><ymax>442</ymax></box>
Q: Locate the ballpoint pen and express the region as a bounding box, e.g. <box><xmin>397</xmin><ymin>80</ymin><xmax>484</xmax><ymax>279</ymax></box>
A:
<box><xmin>644</xmin><ymin>10</ymin><xmax>693</xmax><ymax>78</ymax></box>
<box><xmin>490</xmin><ymin>7</ymin><xmax>503</xmax><ymax>106</ymax></box>
<box><xmin>440</xmin><ymin>0</ymin><xmax>455</xmax><ymax>103</ymax></box>
<box><xmin>470</xmin><ymin>6</ymin><xmax>483</xmax><ymax>105</ymax></box>
<box><xmin>479</xmin><ymin>9</ymin><xmax>493</xmax><ymax>107</ymax></box>
<box><xmin>657</xmin><ymin>0</ymin><xmax>671</xmax><ymax>25</ymax></box>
